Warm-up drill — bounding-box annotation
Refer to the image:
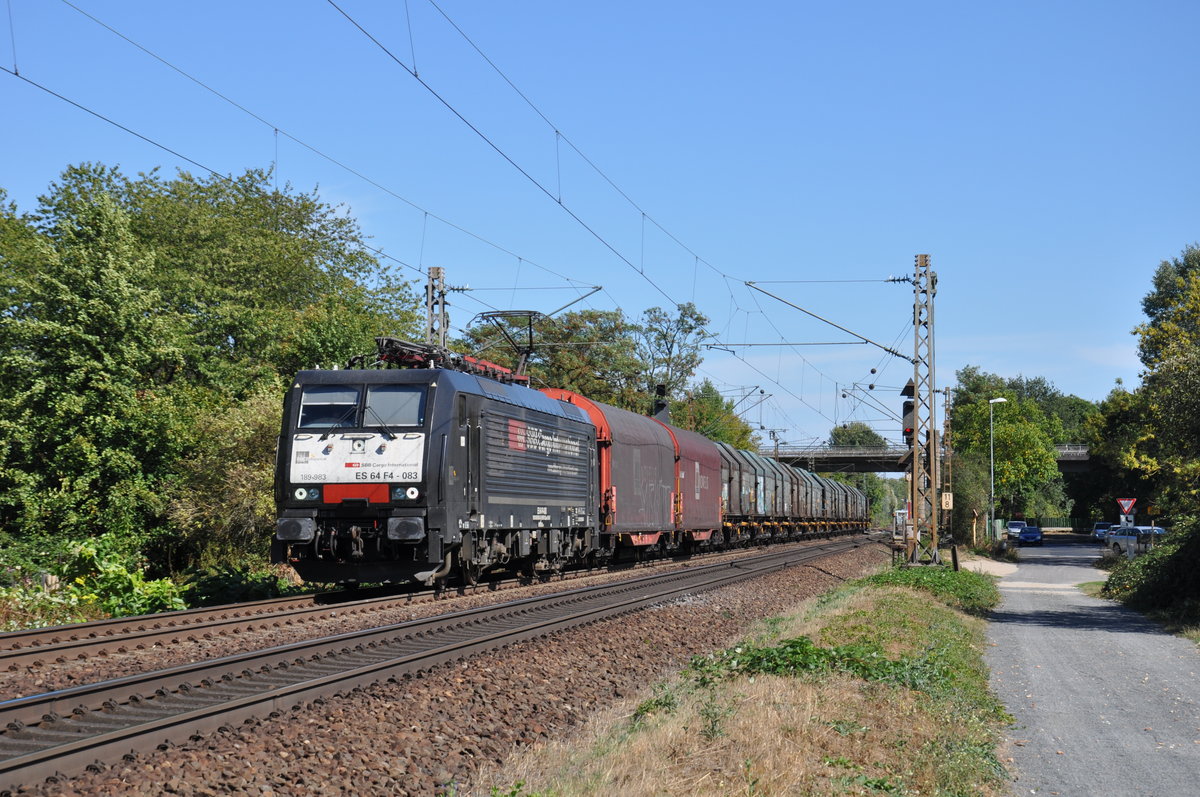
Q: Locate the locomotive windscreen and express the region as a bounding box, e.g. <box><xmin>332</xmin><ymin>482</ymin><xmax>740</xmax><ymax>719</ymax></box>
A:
<box><xmin>366</xmin><ymin>385</ymin><xmax>426</xmax><ymax>427</ymax></box>
<box><xmin>298</xmin><ymin>386</ymin><xmax>360</xmax><ymax>428</ymax></box>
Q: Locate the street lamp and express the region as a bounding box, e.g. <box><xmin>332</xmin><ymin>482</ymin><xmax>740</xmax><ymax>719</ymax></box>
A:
<box><xmin>989</xmin><ymin>397</ymin><xmax>1008</xmax><ymax>539</ymax></box>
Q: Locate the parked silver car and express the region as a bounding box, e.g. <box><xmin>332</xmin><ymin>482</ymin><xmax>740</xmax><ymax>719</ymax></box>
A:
<box><xmin>1105</xmin><ymin>525</ymin><xmax>1166</xmax><ymax>557</ymax></box>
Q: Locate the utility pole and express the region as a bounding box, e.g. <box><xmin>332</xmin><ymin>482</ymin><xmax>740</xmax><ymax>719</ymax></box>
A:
<box><xmin>940</xmin><ymin>387</ymin><xmax>953</xmax><ymax>544</ymax></box>
<box><xmin>908</xmin><ymin>254</ymin><xmax>940</xmax><ymax>564</ymax></box>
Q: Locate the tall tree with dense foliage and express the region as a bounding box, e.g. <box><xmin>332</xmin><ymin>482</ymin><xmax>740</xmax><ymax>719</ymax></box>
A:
<box><xmin>948</xmin><ymin>366</ymin><xmax>1071</xmax><ymax>526</ymax></box>
<box><xmin>1096</xmin><ymin>245</ymin><xmax>1200</xmax><ymax>617</ymax></box>
<box><xmin>32</xmin><ymin>164</ymin><xmax>419</xmax><ymax>394</ymax></box>
<box><xmin>670</xmin><ymin>380</ymin><xmax>757</xmax><ymax>449</ymax></box>
<box><xmin>461</xmin><ymin>303</ymin><xmax>711</xmax><ymax>413</ymax></box>
<box><xmin>0</xmin><ymin>164</ymin><xmax>422</xmax><ymax>575</ymax></box>
<box><xmin>462</xmin><ymin>309</ymin><xmax>647</xmax><ymax>409</ymax></box>
<box><xmin>0</xmin><ymin>193</ymin><xmax>179</xmax><ymax>563</ymax></box>
<box><xmin>636</xmin><ymin>302</ymin><xmax>709</xmax><ymax>398</ymax></box>
<box><xmin>1137</xmin><ymin>243</ymin><xmax>1200</xmax><ymax>368</ymax></box>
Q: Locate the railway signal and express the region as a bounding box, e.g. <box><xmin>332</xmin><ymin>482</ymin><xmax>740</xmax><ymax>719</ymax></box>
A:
<box><xmin>902</xmin><ymin>399</ymin><xmax>915</xmax><ymax>447</ymax></box>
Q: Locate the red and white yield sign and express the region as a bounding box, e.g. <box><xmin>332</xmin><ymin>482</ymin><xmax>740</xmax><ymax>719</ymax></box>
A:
<box><xmin>1117</xmin><ymin>498</ymin><xmax>1137</xmax><ymax>514</ymax></box>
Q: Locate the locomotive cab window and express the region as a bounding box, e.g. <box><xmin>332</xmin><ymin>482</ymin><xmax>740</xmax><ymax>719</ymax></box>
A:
<box><xmin>365</xmin><ymin>385</ymin><xmax>426</xmax><ymax>427</ymax></box>
<box><xmin>297</xmin><ymin>386</ymin><xmax>361</xmax><ymax>428</ymax></box>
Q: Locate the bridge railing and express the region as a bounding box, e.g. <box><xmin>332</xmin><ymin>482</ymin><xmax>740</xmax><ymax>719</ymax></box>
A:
<box><xmin>764</xmin><ymin>443</ymin><xmax>1089</xmax><ymax>460</ymax></box>
<box><xmin>765</xmin><ymin>445</ymin><xmax>909</xmax><ymax>458</ymax></box>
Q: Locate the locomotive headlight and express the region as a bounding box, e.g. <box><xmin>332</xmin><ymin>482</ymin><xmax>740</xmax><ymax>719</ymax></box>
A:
<box><xmin>392</xmin><ymin>486</ymin><xmax>421</xmax><ymax>501</ymax></box>
<box><xmin>294</xmin><ymin>487</ymin><xmax>320</xmax><ymax>501</ymax></box>
<box><xmin>406</xmin><ymin>486</ymin><xmax>419</xmax><ymax>500</ymax></box>
<box><xmin>294</xmin><ymin>487</ymin><xmax>308</xmax><ymax>500</ymax></box>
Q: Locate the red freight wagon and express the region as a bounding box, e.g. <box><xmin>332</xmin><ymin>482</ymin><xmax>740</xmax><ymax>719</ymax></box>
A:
<box><xmin>650</xmin><ymin>421</ymin><xmax>722</xmax><ymax>543</ymax></box>
<box><xmin>541</xmin><ymin>389</ymin><xmax>675</xmax><ymax>545</ymax></box>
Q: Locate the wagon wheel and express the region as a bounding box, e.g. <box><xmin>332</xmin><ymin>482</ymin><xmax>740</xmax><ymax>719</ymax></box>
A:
<box><xmin>459</xmin><ymin>555</ymin><xmax>483</xmax><ymax>586</ymax></box>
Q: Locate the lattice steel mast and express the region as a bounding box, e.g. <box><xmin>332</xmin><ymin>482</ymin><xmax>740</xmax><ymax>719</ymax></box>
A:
<box><xmin>908</xmin><ymin>254</ymin><xmax>940</xmax><ymax>563</ymax></box>
<box><xmin>425</xmin><ymin>266</ymin><xmax>449</xmax><ymax>348</ymax></box>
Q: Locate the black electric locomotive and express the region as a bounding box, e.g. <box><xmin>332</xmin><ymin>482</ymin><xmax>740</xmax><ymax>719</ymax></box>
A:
<box><xmin>273</xmin><ymin>339</ymin><xmax>599</xmax><ymax>584</ymax></box>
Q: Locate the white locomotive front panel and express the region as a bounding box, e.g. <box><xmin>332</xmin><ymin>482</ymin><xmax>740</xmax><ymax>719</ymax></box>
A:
<box><xmin>289</xmin><ymin>432</ymin><xmax>425</xmax><ymax>484</ymax></box>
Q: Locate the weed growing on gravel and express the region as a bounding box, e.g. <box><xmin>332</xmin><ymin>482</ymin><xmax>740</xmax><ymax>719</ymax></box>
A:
<box><xmin>630</xmin><ymin>683</ymin><xmax>679</xmax><ymax>726</ymax></box>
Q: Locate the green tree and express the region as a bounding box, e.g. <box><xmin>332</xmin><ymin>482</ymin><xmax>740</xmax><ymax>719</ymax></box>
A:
<box><xmin>949</xmin><ymin>367</ymin><xmax>1067</xmax><ymax>522</ymax></box>
<box><xmin>1142</xmin><ymin>348</ymin><xmax>1200</xmax><ymax>507</ymax></box>
<box><xmin>1</xmin><ymin>164</ymin><xmax>423</xmax><ymax>576</ymax></box>
<box><xmin>1080</xmin><ymin>383</ymin><xmax>1159</xmax><ymax>520</ymax></box>
<box><xmin>829</xmin><ymin>421</ymin><xmax>887</xmax><ymax>447</ymax></box>
<box><xmin>33</xmin><ymin>164</ymin><xmax>420</xmax><ymax>394</ymax></box>
<box><xmin>462</xmin><ymin>308</ymin><xmax>648</xmax><ymax>409</ymax></box>
<box><xmin>0</xmin><ymin>193</ymin><xmax>179</xmax><ymax>565</ymax></box>
<box><xmin>670</xmin><ymin>380</ymin><xmax>757</xmax><ymax>449</ymax></box>
<box><xmin>1137</xmin><ymin>243</ymin><xmax>1200</xmax><ymax>368</ymax></box>
<box><xmin>636</xmin><ymin>303</ymin><xmax>709</xmax><ymax>398</ymax></box>
<box><xmin>163</xmin><ymin>380</ymin><xmax>284</xmax><ymax>570</ymax></box>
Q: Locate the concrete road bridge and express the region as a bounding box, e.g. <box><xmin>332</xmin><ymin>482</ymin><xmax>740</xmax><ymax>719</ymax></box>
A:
<box><xmin>763</xmin><ymin>444</ymin><xmax>1091</xmax><ymax>474</ymax></box>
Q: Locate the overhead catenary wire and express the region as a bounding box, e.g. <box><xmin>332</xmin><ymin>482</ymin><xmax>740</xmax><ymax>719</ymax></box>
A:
<box><xmin>327</xmin><ymin>0</ymin><xmax>679</xmax><ymax>308</ymax></box>
<box><xmin>22</xmin><ymin>1</ymin><xmax>901</xmax><ymax>446</ymax></box>
<box><xmin>336</xmin><ymin>0</ymin><xmax>897</xmax><ymax>441</ymax></box>
<box><xmin>0</xmin><ymin>62</ymin><xmax>439</xmax><ymax>291</ymax></box>
<box><xmin>54</xmin><ymin>0</ymin><xmax>593</xmax><ymax>293</ymax></box>
<box><xmin>425</xmin><ymin>0</ymin><xmax>739</xmax><ymax>286</ymax></box>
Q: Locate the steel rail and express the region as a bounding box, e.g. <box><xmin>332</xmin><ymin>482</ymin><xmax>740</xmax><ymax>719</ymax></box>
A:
<box><xmin>0</xmin><ymin>590</ymin><xmax>440</xmax><ymax>672</ymax></box>
<box><xmin>0</xmin><ymin>537</ymin><xmax>872</xmax><ymax>792</ymax></box>
<box><xmin>1</xmin><ymin>534</ymin><xmax>858</xmax><ymax>672</ymax></box>
<box><xmin>0</xmin><ymin>595</ymin><xmax>318</xmax><ymax>657</ymax></box>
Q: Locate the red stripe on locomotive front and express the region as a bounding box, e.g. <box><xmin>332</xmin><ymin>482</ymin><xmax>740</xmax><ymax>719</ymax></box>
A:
<box><xmin>324</xmin><ymin>483</ymin><xmax>390</xmax><ymax>504</ymax></box>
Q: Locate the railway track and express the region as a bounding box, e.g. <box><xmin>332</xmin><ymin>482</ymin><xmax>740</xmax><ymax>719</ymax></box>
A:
<box><xmin>0</xmin><ymin>594</ymin><xmax>322</xmax><ymax>671</ymax></box>
<box><xmin>0</xmin><ymin>536</ymin><xmax>871</xmax><ymax>793</ymax></box>
<box><xmin>0</xmin><ymin>533</ymin><xmax>865</xmax><ymax>673</ymax></box>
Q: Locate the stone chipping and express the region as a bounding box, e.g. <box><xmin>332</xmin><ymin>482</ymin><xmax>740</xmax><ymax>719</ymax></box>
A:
<box><xmin>15</xmin><ymin>541</ymin><xmax>888</xmax><ymax>796</ymax></box>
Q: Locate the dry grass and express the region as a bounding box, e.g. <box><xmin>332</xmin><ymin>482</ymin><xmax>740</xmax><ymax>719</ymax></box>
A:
<box><xmin>476</xmin><ymin>675</ymin><xmax>941</xmax><ymax>796</ymax></box>
<box><xmin>466</xmin><ymin>579</ymin><xmax>1008</xmax><ymax>797</ymax></box>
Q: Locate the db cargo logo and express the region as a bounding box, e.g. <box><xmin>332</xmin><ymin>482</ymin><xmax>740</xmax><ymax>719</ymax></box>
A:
<box><xmin>507</xmin><ymin>419</ymin><xmax>582</xmax><ymax>457</ymax></box>
<box><xmin>508</xmin><ymin>419</ymin><xmax>527</xmax><ymax>451</ymax></box>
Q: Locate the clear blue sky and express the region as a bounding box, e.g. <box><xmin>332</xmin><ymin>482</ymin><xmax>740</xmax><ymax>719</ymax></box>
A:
<box><xmin>3</xmin><ymin>1</ymin><xmax>1197</xmax><ymax>447</ymax></box>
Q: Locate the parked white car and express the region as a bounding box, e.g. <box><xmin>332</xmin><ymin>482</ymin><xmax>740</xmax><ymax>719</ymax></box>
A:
<box><xmin>1105</xmin><ymin>525</ymin><xmax>1166</xmax><ymax>557</ymax></box>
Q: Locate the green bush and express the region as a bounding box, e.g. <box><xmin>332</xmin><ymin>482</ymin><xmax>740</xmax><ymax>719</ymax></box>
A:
<box><xmin>864</xmin><ymin>564</ymin><xmax>1000</xmax><ymax>616</ymax></box>
<box><xmin>1104</xmin><ymin>518</ymin><xmax>1200</xmax><ymax>608</ymax></box>
<box><xmin>0</xmin><ymin>578</ymin><xmax>107</xmax><ymax>630</ymax></box>
<box><xmin>688</xmin><ymin>635</ymin><xmax>946</xmax><ymax>692</ymax></box>
<box><xmin>182</xmin><ymin>567</ymin><xmax>301</xmax><ymax>606</ymax></box>
<box><xmin>58</xmin><ymin>536</ymin><xmax>188</xmax><ymax>617</ymax></box>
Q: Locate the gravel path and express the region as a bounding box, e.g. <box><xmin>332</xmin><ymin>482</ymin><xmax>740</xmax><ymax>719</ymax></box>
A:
<box><xmin>986</xmin><ymin>539</ymin><xmax>1200</xmax><ymax>797</ymax></box>
<box><xmin>18</xmin><ymin>541</ymin><xmax>887</xmax><ymax>796</ymax></box>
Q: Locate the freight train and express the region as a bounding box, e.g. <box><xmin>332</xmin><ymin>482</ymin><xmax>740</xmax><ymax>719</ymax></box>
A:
<box><xmin>272</xmin><ymin>338</ymin><xmax>869</xmax><ymax>584</ymax></box>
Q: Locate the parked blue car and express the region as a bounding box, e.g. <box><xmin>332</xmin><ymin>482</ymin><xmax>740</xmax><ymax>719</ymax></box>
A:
<box><xmin>1018</xmin><ymin>525</ymin><xmax>1043</xmax><ymax>545</ymax></box>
